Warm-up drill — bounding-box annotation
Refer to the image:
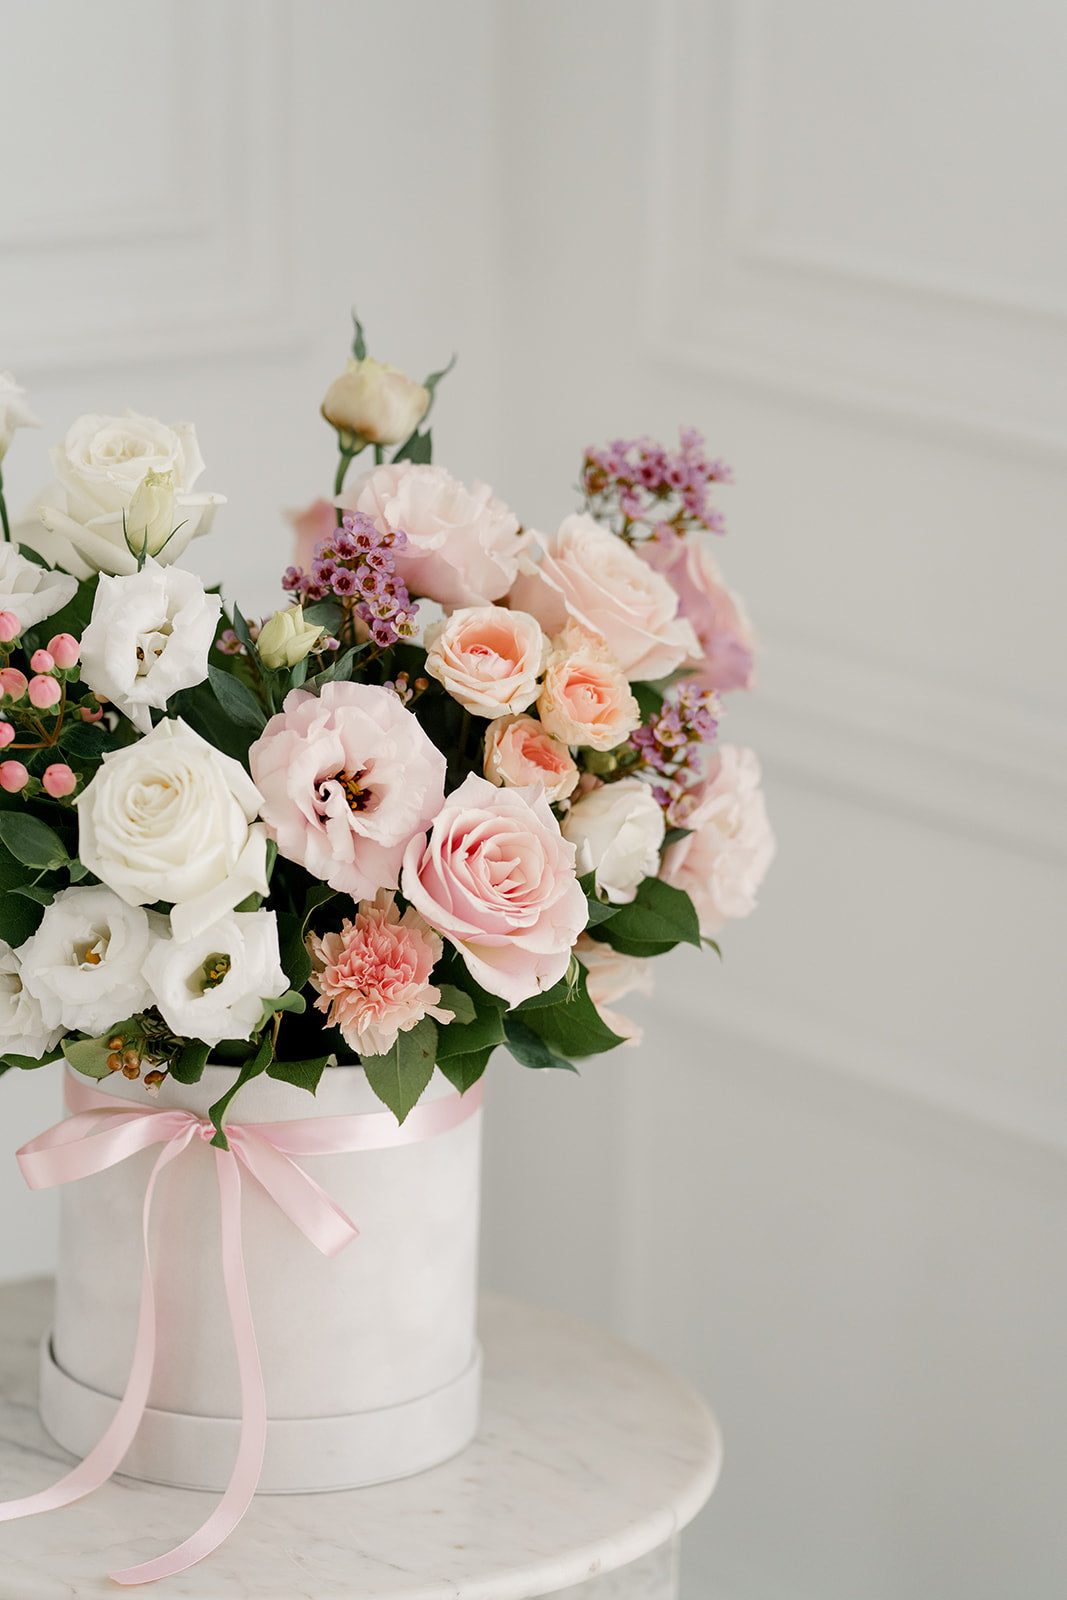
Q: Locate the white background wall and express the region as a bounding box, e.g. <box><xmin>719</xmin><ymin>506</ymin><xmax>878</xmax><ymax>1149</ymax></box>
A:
<box><xmin>2</xmin><ymin>4</ymin><xmax>1066</xmax><ymax>1598</ymax></box>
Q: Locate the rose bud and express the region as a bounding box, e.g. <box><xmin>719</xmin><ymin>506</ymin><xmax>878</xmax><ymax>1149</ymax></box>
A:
<box><xmin>124</xmin><ymin>468</ymin><xmax>175</xmax><ymax>559</ymax></box>
<box><xmin>29</xmin><ymin>674</ymin><xmax>62</xmax><ymax>709</ymax></box>
<box><xmin>321</xmin><ymin>358</ymin><xmax>430</xmax><ymax>446</ymax></box>
<box><xmin>48</xmin><ymin>633</ymin><xmax>80</xmax><ymax>669</ymax></box>
<box><xmin>0</xmin><ymin>667</ymin><xmax>28</xmax><ymax>702</ymax></box>
<box><xmin>30</xmin><ymin>649</ymin><xmax>55</xmax><ymax>674</ymax></box>
<box><xmin>42</xmin><ymin>763</ymin><xmax>77</xmax><ymax>798</ymax></box>
<box><xmin>0</xmin><ymin>611</ymin><xmax>21</xmax><ymax>644</ymax></box>
<box><xmin>0</xmin><ymin>760</ymin><xmax>29</xmax><ymax>793</ymax></box>
<box><xmin>257</xmin><ymin>606</ymin><xmax>325</xmax><ymax>670</ymax></box>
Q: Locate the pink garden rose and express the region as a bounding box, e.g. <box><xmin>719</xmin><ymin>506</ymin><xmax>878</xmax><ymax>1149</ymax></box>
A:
<box><xmin>287</xmin><ymin>497</ymin><xmax>337</xmax><ymax>572</ymax></box>
<box><xmin>537</xmin><ymin>625</ymin><xmax>641</xmax><ymax>751</ymax></box>
<box><xmin>249</xmin><ymin>681</ymin><xmax>447</xmax><ymax>899</ymax></box>
<box><xmin>401</xmin><ymin>773</ymin><xmax>587</xmax><ymax>1005</ymax></box>
<box><xmin>306</xmin><ymin>890</ymin><xmax>453</xmax><ymax>1057</ymax></box>
<box><xmin>508</xmin><ymin>513</ymin><xmax>698</xmax><ymax>682</ymax></box>
<box><xmin>483</xmin><ymin>713</ymin><xmax>579</xmax><ymax>804</ymax></box>
<box><xmin>574</xmin><ymin>932</ymin><xmax>654</xmax><ymax>1046</ymax></box>
<box><xmin>641</xmin><ymin>531</ymin><xmax>755</xmax><ymax>692</ymax></box>
<box><xmin>659</xmin><ymin>744</ymin><xmax>775</xmax><ymax>936</ymax></box>
<box><xmin>425</xmin><ymin>605</ymin><xmax>546</xmax><ymax>718</ymax></box>
<box><xmin>343</xmin><ymin>461</ymin><xmax>528</xmax><ymax>608</ymax></box>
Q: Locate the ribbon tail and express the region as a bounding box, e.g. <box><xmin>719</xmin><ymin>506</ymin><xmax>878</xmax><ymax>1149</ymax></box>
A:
<box><xmin>0</xmin><ymin>1132</ymin><xmax>192</xmax><ymax>1523</ymax></box>
<box><xmin>110</xmin><ymin>1150</ymin><xmax>267</xmax><ymax>1585</ymax></box>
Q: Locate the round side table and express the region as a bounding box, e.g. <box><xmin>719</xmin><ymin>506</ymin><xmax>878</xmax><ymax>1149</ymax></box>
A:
<box><xmin>0</xmin><ymin>1278</ymin><xmax>721</xmax><ymax>1599</ymax></box>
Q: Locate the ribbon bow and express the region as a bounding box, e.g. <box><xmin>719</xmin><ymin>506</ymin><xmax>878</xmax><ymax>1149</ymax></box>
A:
<box><xmin>0</xmin><ymin>1070</ymin><xmax>482</xmax><ymax>1585</ymax></box>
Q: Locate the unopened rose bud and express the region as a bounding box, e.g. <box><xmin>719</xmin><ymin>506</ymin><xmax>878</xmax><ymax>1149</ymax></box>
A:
<box><xmin>321</xmin><ymin>357</ymin><xmax>430</xmax><ymax>446</ymax></box>
<box><xmin>256</xmin><ymin>606</ymin><xmax>325</xmax><ymax>670</ymax></box>
<box><xmin>42</xmin><ymin>763</ymin><xmax>77</xmax><ymax>798</ymax></box>
<box><xmin>0</xmin><ymin>611</ymin><xmax>21</xmax><ymax>644</ymax></box>
<box><xmin>30</xmin><ymin>649</ymin><xmax>55</xmax><ymax>674</ymax></box>
<box><xmin>0</xmin><ymin>760</ymin><xmax>29</xmax><ymax>793</ymax></box>
<box><xmin>48</xmin><ymin>633</ymin><xmax>80</xmax><ymax>669</ymax></box>
<box><xmin>29</xmin><ymin>674</ymin><xmax>61</xmax><ymax>709</ymax></box>
<box><xmin>124</xmin><ymin>469</ymin><xmax>175</xmax><ymax>559</ymax></box>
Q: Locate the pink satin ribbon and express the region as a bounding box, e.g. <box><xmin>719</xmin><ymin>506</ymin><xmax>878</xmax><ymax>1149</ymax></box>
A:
<box><xmin>0</xmin><ymin>1070</ymin><xmax>483</xmax><ymax>1585</ymax></box>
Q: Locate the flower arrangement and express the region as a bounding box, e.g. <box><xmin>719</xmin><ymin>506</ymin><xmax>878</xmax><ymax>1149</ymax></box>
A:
<box><xmin>0</xmin><ymin>330</ymin><xmax>774</xmax><ymax>1137</ymax></box>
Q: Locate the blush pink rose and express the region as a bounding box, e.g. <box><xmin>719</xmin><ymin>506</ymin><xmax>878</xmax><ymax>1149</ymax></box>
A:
<box><xmin>401</xmin><ymin>773</ymin><xmax>587</xmax><ymax>1005</ymax></box>
<box><xmin>508</xmin><ymin>513</ymin><xmax>698</xmax><ymax>683</ymax></box>
<box><xmin>343</xmin><ymin>461</ymin><xmax>529</xmax><ymax>608</ymax></box>
<box><xmin>288</xmin><ymin>497</ymin><xmax>338</xmax><ymax>572</ymax></box>
<box><xmin>537</xmin><ymin>626</ymin><xmax>641</xmax><ymax>751</ymax></box>
<box><xmin>641</xmin><ymin>531</ymin><xmax>755</xmax><ymax>692</ymax></box>
<box><xmin>249</xmin><ymin>681</ymin><xmax>447</xmax><ymax>899</ymax></box>
<box><xmin>659</xmin><ymin>744</ymin><xmax>775</xmax><ymax>936</ymax></box>
<box><xmin>425</xmin><ymin>605</ymin><xmax>546</xmax><ymax>718</ymax></box>
<box><xmin>483</xmin><ymin>713</ymin><xmax>579</xmax><ymax>804</ymax></box>
<box><xmin>306</xmin><ymin>890</ymin><xmax>453</xmax><ymax>1057</ymax></box>
<box><xmin>574</xmin><ymin>931</ymin><xmax>654</xmax><ymax>1046</ymax></box>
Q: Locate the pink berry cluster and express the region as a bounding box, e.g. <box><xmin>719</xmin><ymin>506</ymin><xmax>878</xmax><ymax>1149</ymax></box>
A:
<box><xmin>282</xmin><ymin>511</ymin><xmax>419</xmax><ymax>648</ymax></box>
<box><xmin>581</xmin><ymin>428</ymin><xmax>732</xmax><ymax>540</ymax></box>
<box><xmin>0</xmin><ymin>611</ymin><xmax>82</xmax><ymax>800</ymax></box>
<box><xmin>628</xmin><ymin>682</ymin><xmax>722</xmax><ymax>827</ymax></box>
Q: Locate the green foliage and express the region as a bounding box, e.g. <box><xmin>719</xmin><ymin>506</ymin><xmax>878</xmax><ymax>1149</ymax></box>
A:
<box><xmin>503</xmin><ymin>1017</ymin><xmax>578</xmax><ymax>1073</ymax></box>
<box><xmin>392</xmin><ymin>429</ymin><xmax>433</xmax><ymax>465</ymax></box>
<box><xmin>277</xmin><ymin>911</ymin><xmax>313</xmax><ymax>992</ymax></box>
<box><xmin>577</xmin><ymin>871</ymin><xmax>620</xmax><ymax>928</ymax></box>
<box><xmin>170</xmin><ymin>1039</ymin><xmax>211</xmax><ymax>1085</ymax></box>
<box><xmin>208</xmin><ymin>1034</ymin><xmax>273</xmax><ymax>1149</ymax></box>
<box><xmin>435</xmin><ymin>984</ymin><xmax>476</xmax><ymax>1026</ymax></box>
<box><xmin>361</xmin><ymin>1017</ymin><xmax>438</xmax><ymax>1123</ymax></box>
<box><xmin>593</xmin><ymin>875</ymin><xmax>701</xmax><ymax>957</ymax></box>
<box><xmin>513</xmin><ymin>962</ymin><xmax>622</xmax><ymax>1059</ymax></box>
<box><xmin>207</xmin><ymin>665</ymin><xmax>267</xmax><ymax>731</ymax></box>
<box><xmin>630</xmin><ymin>680</ymin><xmax>666</xmax><ymax>721</ymax></box>
<box><xmin>436</xmin><ymin>1047</ymin><xmax>494</xmax><ymax>1095</ymax></box>
<box><xmin>0</xmin><ymin>813</ymin><xmax>71</xmax><ymax>871</ymax></box>
<box><xmin>0</xmin><ymin>1049</ymin><xmax>62</xmax><ymax>1073</ymax></box>
<box><xmin>266</xmin><ymin>1055</ymin><xmax>331</xmax><ymax>1095</ymax></box>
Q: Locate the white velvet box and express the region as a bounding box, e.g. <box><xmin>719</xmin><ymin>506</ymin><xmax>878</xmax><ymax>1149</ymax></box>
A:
<box><xmin>39</xmin><ymin>1065</ymin><xmax>483</xmax><ymax>1493</ymax></box>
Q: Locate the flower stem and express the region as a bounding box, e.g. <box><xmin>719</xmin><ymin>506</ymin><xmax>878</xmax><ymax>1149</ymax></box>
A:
<box><xmin>0</xmin><ymin>465</ymin><xmax>11</xmax><ymax>544</ymax></box>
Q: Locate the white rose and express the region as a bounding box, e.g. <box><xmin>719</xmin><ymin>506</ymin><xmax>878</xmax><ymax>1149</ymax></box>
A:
<box><xmin>561</xmin><ymin>777</ymin><xmax>665</xmax><ymax>904</ymax></box>
<box><xmin>79</xmin><ymin>559</ymin><xmax>222</xmax><ymax>733</ymax></box>
<box><xmin>0</xmin><ymin>941</ymin><xmax>63</xmax><ymax>1060</ymax></box>
<box><xmin>0</xmin><ymin>373</ymin><xmax>42</xmax><ymax>462</ymax></box>
<box><xmin>660</xmin><ymin>745</ymin><xmax>775</xmax><ymax>936</ymax></box>
<box><xmin>0</xmin><ymin>543</ymin><xmax>77</xmax><ymax>632</ymax></box>
<box><xmin>18</xmin><ymin>887</ymin><xmax>157</xmax><ymax>1038</ymax></box>
<box><xmin>145</xmin><ymin>910</ymin><xmax>287</xmax><ymax>1047</ymax></box>
<box><xmin>77</xmin><ymin>718</ymin><xmax>270</xmax><ymax>941</ymax></box>
<box><xmin>321</xmin><ymin>358</ymin><xmax>430</xmax><ymax>446</ymax></box>
<box><xmin>574</xmin><ymin>931</ymin><xmax>654</xmax><ymax>1047</ymax></box>
<box><xmin>424</xmin><ymin>605</ymin><xmax>546</xmax><ymax>718</ymax></box>
<box><xmin>15</xmin><ymin>410</ymin><xmax>225</xmax><ymax>580</ymax></box>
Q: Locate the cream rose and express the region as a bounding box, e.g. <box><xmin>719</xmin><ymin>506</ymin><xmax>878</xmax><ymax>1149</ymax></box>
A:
<box><xmin>145</xmin><ymin>910</ymin><xmax>288</xmax><ymax>1047</ymax></box>
<box><xmin>321</xmin><ymin>358</ymin><xmax>430</xmax><ymax>446</ymax></box>
<box><xmin>425</xmin><ymin>605</ymin><xmax>546</xmax><ymax>718</ymax></box>
<box><xmin>17</xmin><ymin>887</ymin><xmax>158</xmax><ymax>1038</ymax></box>
<box><xmin>483</xmin><ymin>713</ymin><xmax>579</xmax><ymax>804</ymax></box>
<box><xmin>17</xmin><ymin>409</ymin><xmax>224</xmax><ymax>579</ymax></box>
<box><xmin>0</xmin><ymin>373</ymin><xmax>42</xmax><ymax>461</ymax></box>
<box><xmin>76</xmin><ymin>719</ymin><xmax>269</xmax><ymax>942</ymax></box>
<box><xmin>0</xmin><ymin>544</ymin><xmax>77</xmax><ymax>633</ymax></box>
<box><xmin>257</xmin><ymin>605</ymin><xmax>325</xmax><ymax>670</ymax></box>
<box><xmin>537</xmin><ymin>626</ymin><xmax>641</xmax><ymax>751</ymax></box>
<box><xmin>509</xmin><ymin>514</ymin><xmax>698</xmax><ymax>682</ymax></box>
<box><xmin>561</xmin><ymin>777</ymin><xmax>666</xmax><ymax>904</ymax></box>
<box><xmin>79</xmin><ymin>559</ymin><xmax>221</xmax><ymax>733</ymax></box>
<box><xmin>659</xmin><ymin>745</ymin><xmax>775</xmax><ymax>936</ymax></box>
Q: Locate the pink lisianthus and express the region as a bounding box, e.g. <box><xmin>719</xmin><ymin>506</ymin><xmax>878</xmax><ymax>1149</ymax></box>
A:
<box><xmin>401</xmin><ymin>773</ymin><xmax>587</xmax><ymax>1006</ymax></box>
<box><xmin>640</xmin><ymin>531</ymin><xmax>755</xmax><ymax>693</ymax></box>
<box><xmin>287</xmin><ymin>497</ymin><xmax>338</xmax><ymax>573</ymax></box>
<box><xmin>659</xmin><ymin>744</ymin><xmax>775</xmax><ymax>936</ymax></box>
<box><xmin>306</xmin><ymin>891</ymin><xmax>453</xmax><ymax>1057</ymax></box>
<box><xmin>249</xmin><ymin>681</ymin><xmax>447</xmax><ymax>899</ymax></box>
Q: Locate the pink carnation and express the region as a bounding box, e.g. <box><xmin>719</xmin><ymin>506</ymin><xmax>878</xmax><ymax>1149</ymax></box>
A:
<box><xmin>659</xmin><ymin>744</ymin><xmax>775</xmax><ymax>936</ymax></box>
<box><xmin>306</xmin><ymin>891</ymin><xmax>453</xmax><ymax>1057</ymax></box>
<box><xmin>249</xmin><ymin>681</ymin><xmax>447</xmax><ymax>899</ymax></box>
<box><xmin>641</xmin><ymin>532</ymin><xmax>755</xmax><ymax>692</ymax></box>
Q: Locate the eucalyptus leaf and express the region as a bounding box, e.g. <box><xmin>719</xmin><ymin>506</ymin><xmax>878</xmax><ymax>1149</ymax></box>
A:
<box><xmin>0</xmin><ymin>1049</ymin><xmax>63</xmax><ymax>1072</ymax></box>
<box><xmin>170</xmin><ymin>1039</ymin><xmax>210</xmax><ymax>1085</ymax></box>
<box><xmin>207</xmin><ymin>665</ymin><xmax>267</xmax><ymax>731</ymax></box>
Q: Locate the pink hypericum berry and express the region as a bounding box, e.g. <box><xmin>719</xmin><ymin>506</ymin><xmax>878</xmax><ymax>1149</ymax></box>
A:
<box><xmin>47</xmin><ymin>633</ymin><xmax>80</xmax><ymax>669</ymax></box>
<box><xmin>0</xmin><ymin>761</ymin><xmax>29</xmax><ymax>793</ymax></box>
<box><xmin>0</xmin><ymin>667</ymin><xmax>28</xmax><ymax>702</ymax></box>
<box><xmin>30</xmin><ymin>649</ymin><xmax>55</xmax><ymax>674</ymax></box>
<box><xmin>42</xmin><ymin>763</ymin><xmax>77</xmax><ymax>799</ymax></box>
<box><xmin>28</xmin><ymin>675</ymin><xmax>62</xmax><ymax>710</ymax></box>
<box><xmin>0</xmin><ymin>722</ymin><xmax>14</xmax><ymax>749</ymax></box>
<box><xmin>79</xmin><ymin>705</ymin><xmax>104</xmax><ymax>723</ymax></box>
<box><xmin>0</xmin><ymin>612</ymin><xmax>21</xmax><ymax>644</ymax></box>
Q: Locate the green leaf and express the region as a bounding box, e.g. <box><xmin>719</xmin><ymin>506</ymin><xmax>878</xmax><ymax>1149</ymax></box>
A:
<box><xmin>230</xmin><ymin>604</ymin><xmax>257</xmax><ymax>655</ymax></box>
<box><xmin>265</xmin><ymin>988</ymin><xmax>307</xmax><ymax>1018</ymax></box>
<box><xmin>207</xmin><ymin>665</ymin><xmax>267</xmax><ymax>730</ymax></box>
<box><xmin>350</xmin><ymin>309</ymin><xmax>367</xmax><ymax>361</ymax></box>
<box><xmin>0</xmin><ymin>889</ymin><xmax>45</xmax><ymax>946</ymax></box>
<box><xmin>10</xmin><ymin>884</ymin><xmax>55</xmax><ymax>904</ymax></box>
<box><xmin>59</xmin><ymin>719</ymin><xmax>128</xmax><ymax>757</ymax></box>
<box><xmin>596</xmin><ymin>875</ymin><xmax>701</xmax><ymax>954</ymax></box>
<box><xmin>361</xmin><ymin>1017</ymin><xmax>438</xmax><ymax>1123</ymax></box>
<box><xmin>436</xmin><ymin>1046</ymin><xmax>492</xmax><ymax>1094</ymax></box>
<box><xmin>278</xmin><ymin>911</ymin><xmax>313</xmax><ymax>992</ymax></box>
<box><xmin>0</xmin><ymin>1049</ymin><xmax>63</xmax><ymax>1072</ymax></box>
<box><xmin>300</xmin><ymin>643</ymin><xmax>370</xmax><ymax>695</ymax></box>
<box><xmin>436</xmin><ymin>984</ymin><xmax>476</xmax><ymax>1026</ymax></box>
<box><xmin>503</xmin><ymin>1017</ymin><xmax>578</xmax><ymax>1073</ymax></box>
<box><xmin>518</xmin><ymin>964</ymin><xmax>623</xmax><ymax>1058</ymax></box>
<box><xmin>419</xmin><ymin>352</ymin><xmax>457</xmax><ymax>426</ymax></box>
<box><xmin>302</xmin><ymin>598</ymin><xmax>344</xmax><ymax>633</ymax></box>
<box><xmin>703</xmin><ymin>937</ymin><xmax>722</xmax><ymax>959</ymax></box>
<box><xmin>208</xmin><ymin>1034</ymin><xmax>273</xmax><ymax>1150</ymax></box>
<box><xmin>300</xmin><ymin>883</ymin><xmax>340</xmax><ymax>935</ymax></box>
<box><xmin>170</xmin><ymin>1039</ymin><xmax>211</xmax><ymax>1085</ymax></box>
<box><xmin>435</xmin><ymin>1001</ymin><xmax>505</xmax><ymax>1062</ymax></box>
<box><xmin>0</xmin><ymin>813</ymin><xmax>70</xmax><ymax>870</ymax></box>
<box><xmin>578</xmin><ymin>871</ymin><xmax>620</xmax><ymax>927</ymax></box>
<box><xmin>16</xmin><ymin>542</ymin><xmax>51</xmax><ymax>569</ymax></box>
<box><xmin>631</xmin><ymin>680</ymin><xmax>666</xmax><ymax>721</ymax></box>
<box><xmin>391</xmin><ymin>429</ymin><xmax>433</xmax><ymax>466</ymax></box>
<box><xmin>62</xmin><ymin>1035</ymin><xmax>117</xmax><ymax>1080</ymax></box>
<box><xmin>267</xmin><ymin>1055</ymin><xmax>331</xmax><ymax>1095</ymax></box>
<box><xmin>663</xmin><ymin>826</ymin><xmax>694</xmax><ymax>848</ymax></box>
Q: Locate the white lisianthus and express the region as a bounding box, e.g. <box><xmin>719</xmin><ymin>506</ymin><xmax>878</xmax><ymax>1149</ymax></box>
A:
<box><xmin>145</xmin><ymin>910</ymin><xmax>288</xmax><ymax>1047</ymax></box>
<box><xmin>0</xmin><ymin>543</ymin><xmax>77</xmax><ymax>632</ymax></box>
<box><xmin>321</xmin><ymin>358</ymin><xmax>429</xmax><ymax>446</ymax></box>
<box><xmin>561</xmin><ymin>777</ymin><xmax>665</xmax><ymax>904</ymax></box>
<box><xmin>17</xmin><ymin>888</ymin><xmax>157</xmax><ymax>1038</ymax></box>
<box><xmin>0</xmin><ymin>373</ymin><xmax>42</xmax><ymax>462</ymax></box>
<box><xmin>257</xmin><ymin>605</ymin><xmax>324</xmax><ymax>670</ymax></box>
<box><xmin>0</xmin><ymin>941</ymin><xmax>63</xmax><ymax>1060</ymax></box>
<box><xmin>16</xmin><ymin>410</ymin><xmax>225</xmax><ymax>579</ymax></box>
<box><xmin>79</xmin><ymin>559</ymin><xmax>222</xmax><ymax>733</ymax></box>
<box><xmin>76</xmin><ymin>718</ymin><xmax>270</xmax><ymax>942</ymax></box>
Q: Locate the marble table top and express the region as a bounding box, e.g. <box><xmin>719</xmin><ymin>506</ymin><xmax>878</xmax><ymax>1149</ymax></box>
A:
<box><xmin>0</xmin><ymin>1278</ymin><xmax>721</xmax><ymax>1599</ymax></box>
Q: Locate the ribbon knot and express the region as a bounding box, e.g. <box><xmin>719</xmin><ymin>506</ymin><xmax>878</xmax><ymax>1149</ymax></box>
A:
<box><xmin>0</xmin><ymin>1070</ymin><xmax>482</xmax><ymax>1585</ymax></box>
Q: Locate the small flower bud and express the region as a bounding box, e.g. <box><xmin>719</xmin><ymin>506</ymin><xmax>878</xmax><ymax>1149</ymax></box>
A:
<box><xmin>0</xmin><ymin>611</ymin><xmax>21</xmax><ymax>644</ymax></box>
<box><xmin>124</xmin><ymin>468</ymin><xmax>176</xmax><ymax>559</ymax></box>
<box><xmin>0</xmin><ymin>667</ymin><xmax>27</xmax><ymax>702</ymax></box>
<box><xmin>42</xmin><ymin>763</ymin><xmax>77</xmax><ymax>798</ymax></box>
<box><xmin>30</xmin><ymin>649</ymin><xmax>55</xmax><ymax>674</ymax></box>
<box><xmin>122</xmin><ymin>1062</ymin><xmax>141</xmax><ymax>1080</ymax></box>
<box><xmin>0</xmin><ymin>721</ymin><xmax>13</xmax><ymax>750</ymax></box>
<box><xmin>321</xmin><ymin>357</ymin><xmax>430</xmax><ymax>446</ymax></box>
<box><xmin>0</xmin><ymin>760</ymin><xmax>29</xmax><ymax>793</ymax></box>
<box><xmin>29</xmin><ymin>674</ymin><xmax>61</xmax><ymax>709</ymax></box>
<box><xmin>256</xmin><ymin>606</ymin><xmax>325</xmax><ymax>670</ymax></box>
<box><xmin>47</xmin><ymin>633</ymin><xmax>80</xmax><ymax>670</ymax></box>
